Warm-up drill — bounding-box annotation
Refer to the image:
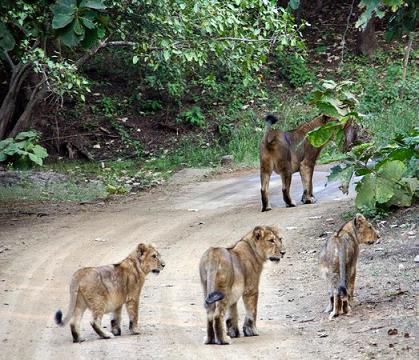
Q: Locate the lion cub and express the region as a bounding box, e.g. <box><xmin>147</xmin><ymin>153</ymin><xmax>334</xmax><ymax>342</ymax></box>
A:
<box><xmin>199</xmin><ymin>226</ymin><xmax>286</xmax><ymax>345</ymax></box>
<box><xmin>319</xmin><ymin>214</ymin><xmax>379</xmax><ymax>320</ymax></box>
<box><xmin>55</xmin><ymin>243</ymin><xmax>165</xmax><ymax>342</ymax></box>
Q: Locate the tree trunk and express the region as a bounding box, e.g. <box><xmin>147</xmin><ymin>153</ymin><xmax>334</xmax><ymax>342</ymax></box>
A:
<box><xmin>0</xmin><ymin>62</ymin><xmax>30</xmax><ymax>139</ymax></box>
<box><xmin>356</xmin><ymin>17</ymin><xmax>377</xmax><ymax>56</ymax></box>
<box><xmin>9</xmin><ymin>83</ymin><xmax>46</xmax><ymax>138</ymax></box>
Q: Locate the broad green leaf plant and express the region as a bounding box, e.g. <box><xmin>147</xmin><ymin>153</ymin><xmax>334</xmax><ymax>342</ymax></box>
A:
<box><xmin>328</xmin><ymin>128</ymin><xmax>418</xmax><ymax>216</ymax></box>
<box><xmin>0</xmin><ymin>131</ymin><xmax>48</xmax><ymax>169</ymax></box>
<box><xmin>306</xmin><ymin>79</ymin><xmax>360</xmax><ymax>149</ymax></box>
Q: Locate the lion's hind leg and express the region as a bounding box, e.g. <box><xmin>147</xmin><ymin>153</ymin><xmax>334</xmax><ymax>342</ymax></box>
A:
<box><xmin>260</xmin><ymin>163</ymin><xmax>273</xmax><ymax>212</ymax></box>
<box><xmin>323</xmin><ymin>289</ymin><xmax>334</xmax><ymax>314</ymax></box>
<box><xmin>300</xmin><ymin>162</ymin><xmax>316</xmax><ymax>204</ymax></box>
<box><xmin>226</xmin><ymin>303</ymin><xmax>240</xmax><ymax>338</ymax></box>
<box><xmin>328</xmin><ymin>289</ymin><xmax>340</xmax><ymax>320</ymax></box>
<box><xmin>280</xmin><ymin>170</ymin><xmax>296</xmax><ymax>207</ymax></box>
<box><xmin>91</xmin><ymin>309</ymin><xmax>114</xmax><ymax>339</ymax></box>
<box><xmin>111</xmin><ymin>306</ymin><xmax>122</xmax><ymax>336</ymax></box>
<box><xmin>204</xmin><ymin>306</ymin><xmax>216</xmax><ymax>345</ymax></box>
<box><xmin>214</xmin><ymin>301</ymin><xmax>231</xmax><ymax>345</ymax></box>
<box><xmin>69</xmin><ymin>294</ymin><xmax>87</xmax><ymax>343</ymax></box>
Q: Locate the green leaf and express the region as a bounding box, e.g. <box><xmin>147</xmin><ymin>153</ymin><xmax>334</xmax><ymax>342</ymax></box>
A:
<box><xmin>401</xmin><ymin>177</ymin><xmax>419</xmax><ymax>194</ymax></box>
<box><xmin>387</xmin><ymin>184</ymin><xmax>413</xmax><ymax>207</ymax></box>
<box><xmin>79</xmin><ymin>0</ymin><xmax>107</xmax><ymax>9</ymax></box>
<box><xmin>355</xmin><ymin>173</ymin><xmax>376</xmax><ymax>211</ymax></box>
<box><xmin>163</xmin><ymin>50</ymin><xmax>170</xmax><ymax>61</ymax></box>
<box><xmin>288</xmin><ymin>0</ymin><xmax>300</xmax><ymax>10</ymax></box>
<box><xmin>132</xmin><ymin>55</ymin><xmax>139</xmax><ymax>64</ymax></box>
<box><xmin>316</xmin><ymin>101</ymin><xmax>340</xmax><ymax>118</ymax></box>
<box><xmin>58</xmin><ymin>21</ymin><xmax>80</xmax><ymax>47</ymax></box>
<box><xmin>0</xmin><ymin>138</ymin><xmax>13</xmax><ymax>152</ymax></box>
<box><xmin>51</xmin><ymin>0</ymin><xmax>77</xmax><ymax>29</ymax></box>
<box><xmin>0</xmin><ymin>22</ymin><xmax>16</xmax><ymax>51</ymax></box>
<box><xmin>73</xmin><ymin>18</ymin><xmax>85</xmax><ymax>36</ymax></box>
<box><xmin>32</xmin><ymin>145</ymin><xmax>48</xmax><ymax>159</ymax></box>
<box><xmin>307</xmin><ymin>123</ymin><xmax>339</xmax><ymax>148</ymax></box>
<box><xmin>80</xmin><ymin>16</ymin><xmax>95</xmax><ymax>29</ymax></box>
<box><xmin>80</xmin><ymin>28</ymin><xmax>98</xmax><ymax>48</ymax></box>
<box><xmin>376</xmin><ymin>160</ymin><xmax>406</xmax><ymax>182</ymax></box>
<box><xmin>15</xmin><ymin>131</ymin><xmax>38</xmax><ymax>141</ymax></box>
<box><xmin>375</xmin><ymin>177</ymin><xmax>395</xmax><ymax>204</ymax></box>
<box><xmin>28</xmin><ymin>153</ymin><xmax>43</xmax><ymax>166</ymax></box>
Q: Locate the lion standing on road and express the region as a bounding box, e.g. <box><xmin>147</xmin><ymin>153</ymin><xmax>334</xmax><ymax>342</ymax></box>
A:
<box><xmin>319</xmin><ymin>214</ymin><xmax>379</xmax><ymax>320</ymax></box>
<box><xmin>259</xmin><ymin>114</ymin><xmax>357</xmax><ymax>210</ymax></box>
<box><xmin>55</xmin><ymin>243</ymin><xmax>165</xmax><ymax>343</ymax></box>
<box><xmin>199</xmin><ymin>225</ymin><xmax>286</xmax><ymax>345</ymax></box>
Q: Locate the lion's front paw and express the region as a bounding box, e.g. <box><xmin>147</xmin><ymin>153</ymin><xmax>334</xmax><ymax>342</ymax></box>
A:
<box><xmin>328</xmin><ymin>311</ymin><xmax>338</xmax><ymax>321</ymax></box>
<box><xmin>102</xmin><ymin>331</ymin><xmax>114</xmax><ymax>339</ymax></box>
<box><xmin>216</xmin><ymin>335</ymin><xmax>232</xmax><ymax>345</ymax></box>
<box><xmin>204</xmin><ymin>336</ymin><xmax>216</xmax><ymax>345</ymax></box>
<box><xmin>286</xmin><ymin>202</ymin><xmax>296</xmax><ymax>208</ymax></box>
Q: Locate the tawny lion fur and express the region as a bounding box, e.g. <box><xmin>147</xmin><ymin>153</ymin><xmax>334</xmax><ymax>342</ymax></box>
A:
<box><xmin>260</xmin><ymin>114</ymin><xmax>356</xmax><ymax>210</ymax></box>
<box><xmin>319</xmin><ymin>214</ymin><xmax>380</xmax><ymax>320</ymax></box>
<box><xmin>55</xmin><ymin>243</ymin><xmax>165</xmax><ymax>343</ymax></box>
<box><xmin>199</xmin><ymin>225</ymin><xmax>286</xmax><ymax>345</ymax></box>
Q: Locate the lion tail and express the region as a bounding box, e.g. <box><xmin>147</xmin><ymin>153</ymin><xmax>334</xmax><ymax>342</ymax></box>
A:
<box><xmin>338</xmin><ymin>243</ymin><xmax>348</xmax><ymax>299</ymax></box>
<box><xmin>204</xmin><ymin>255</ymin><xmax>225</xmax><ymax>305</ymax></box>
<box><xmin>265</xmin><ymin>115</ymin><xmax>279</xmax><ymax>131</ymax></box>
<box><xmin>55</xmin><ymin>276</ymin><xmax>80</xmax><ymax>327</ymax></box>
<box><xmin>205</xmin><ymin>291</ymin><xmax>225</xmax><ymax>305</ymax></box>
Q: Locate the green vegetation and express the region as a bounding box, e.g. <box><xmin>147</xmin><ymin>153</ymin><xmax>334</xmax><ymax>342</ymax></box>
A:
<box><xmin>0</xmin><ymin>131</ymin><xmax>48</xmax><ymax>169</ymax></box>
<box><xmin>328</xmin><ymin>128</ymin><xmax>418</xmax><ymax>217</ymax></box>
<box><xmin>0</xmin><ymin>1</ymin><xmax>417</xmax><ymax>214</ymax></box>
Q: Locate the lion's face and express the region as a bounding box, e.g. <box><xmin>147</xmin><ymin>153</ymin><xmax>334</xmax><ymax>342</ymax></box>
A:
<box><xmin>253</xmin><ymin>226</ymin><xmax>286</xmax><ymax>262</ymax></box>
<box><xmin>137</xmin><ymin>244</ymin><xmax>165</xmax><ymax>274</ymax></box>
<box><xmin>354</xmin><ymin>214</ymin><xmax>380</xmax><ymax>244</ymax></box>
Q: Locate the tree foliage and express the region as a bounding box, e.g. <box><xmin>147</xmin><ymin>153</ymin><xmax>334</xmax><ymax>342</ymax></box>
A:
<box><xmin>0</xmin><ymin>0</ymin><xmax>304</xmax><ymax>140</ymax></box>
<box><xmin>0</xmin><ymin>131</ymin><xmax>48</xmax><ymax>168</ymax></box>
<box><xmin>306</xmin><ymin>79</ymin><xmax>360</xmax><ymax>148</ymax></box>
<box><xmin>356</xmin><ymin>0</ymin><xmax>417</xmax><ymax>40</ymax></box>
<box><xmin>328</xmin><ymin>128</ymin><xmax>418</xmax><ymax>216</ymax></box>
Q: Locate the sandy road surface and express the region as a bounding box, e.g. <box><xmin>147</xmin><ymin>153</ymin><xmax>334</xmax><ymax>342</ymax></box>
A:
<box><xmin>0</xmin><ymin>167</ymin><xmax>416</xmax><ymax>360</ymax></box>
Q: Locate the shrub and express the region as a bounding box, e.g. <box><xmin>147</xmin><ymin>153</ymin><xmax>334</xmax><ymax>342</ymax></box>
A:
<box><xmin>0</xmin><ymin>131</ymin><xmax>48</xmax><ymax>169</ymax></box>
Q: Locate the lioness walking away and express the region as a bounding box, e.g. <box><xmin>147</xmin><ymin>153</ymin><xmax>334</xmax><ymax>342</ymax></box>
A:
<box><xmin>319</xmin><ymin>214</ymin><xmax>379</xmax><ymax>320</ymax></box>
<box><xmin>199</xmin><ymin>226</ymin><xmax>286</xmax><ymax>345</ymax></box>
<box><xmin>259</xmin><ymin>114</ymin><xmax>356</xmax><ymax>210</ymax></box>
<box><xmin>55</xmin><ymin>243</ymin><xmax>165</xmax><ymax>342</ymax></box>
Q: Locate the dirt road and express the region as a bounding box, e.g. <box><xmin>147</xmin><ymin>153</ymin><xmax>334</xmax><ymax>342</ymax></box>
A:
<box><xmin>0</xmin><ymin>167</ymin><xmax>416</xmax><ymax>359</ymax></box>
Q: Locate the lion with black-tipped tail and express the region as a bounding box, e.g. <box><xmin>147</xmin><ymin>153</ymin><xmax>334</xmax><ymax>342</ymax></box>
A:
<box><xmin>55</xmin><ymin>243</ymin><xmax>165</xmax><ymax>343</ymax></box>
<box><xmin>319</xmin><ymin>214</ymin><xmax>379</xmax><ymax>320</ymax></box>
<box><xmin>199</xmin><ymin>225</ymin><xmax>286</xmax><ymax>345</ymax></box>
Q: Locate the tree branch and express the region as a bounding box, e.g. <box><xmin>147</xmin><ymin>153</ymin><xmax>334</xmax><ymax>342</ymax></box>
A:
<box><xmin>215</xmin><ymin>37</ymin><xmax>273</xmax><ymax>42</ymax></box>
<box><xmin>3</xmin><ymin>50</ymin><xmax>15</xmax><ymax>70</ymax></box>
<box><xmin>75</xmin><ymin>37</ymin><xmax>109</xmax><ymax>67</ymax></box>
<box><xmin>107</xmin><ymin>41</ymin><xmax>138</xmax><ymax>47</ymax></box>
<box><xmin>339</xmin><ymin>0</ymin><xmax>356</xmax><ymax>66</ymax></box>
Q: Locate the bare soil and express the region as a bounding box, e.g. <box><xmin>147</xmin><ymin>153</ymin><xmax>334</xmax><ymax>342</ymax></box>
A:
<box><xmin>0</xmin><ymin>168</ymin><xmax>417</xmax><ymax>359</ymax></box>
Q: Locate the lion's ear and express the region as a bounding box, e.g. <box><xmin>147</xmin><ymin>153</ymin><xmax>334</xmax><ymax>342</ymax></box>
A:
<box><xmin>354</xmin><ymin>213</ymin><xmax>366</xmax><ymax>227</ymax></box>
<box><xmin>253</xmin><ymin>226</ymin><xmax>264</xmax><ymax>241</ymax></box>
<box><xmin>137</xmin><ymin>243</ymin><xmax>147</xmax><ymax>257</ymax></box>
